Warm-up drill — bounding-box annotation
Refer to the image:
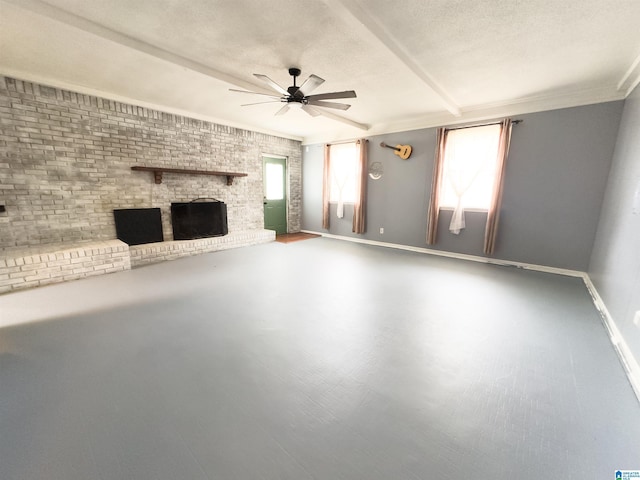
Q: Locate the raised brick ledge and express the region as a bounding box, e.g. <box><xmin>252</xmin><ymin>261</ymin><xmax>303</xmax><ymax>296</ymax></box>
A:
<box><xmin>0</xmin><ymin>231</ymin><xmax>275</xmax><ymax>294</ymax></box>
<box><xmin>129</xmin><ymin>229</ymin><xmax>276</xmax><ymax>268</ymax></box>
<box><xmin>0</xmin><ymin>240</ymin><xmax>131</xmax><ymax>294</ymax></box>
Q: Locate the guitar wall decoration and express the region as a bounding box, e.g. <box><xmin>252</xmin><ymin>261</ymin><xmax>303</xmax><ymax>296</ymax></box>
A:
<box><xmin>380</xmin><ymin>142</ymin><xmax>412</xmax><ymax>160</ymax></box>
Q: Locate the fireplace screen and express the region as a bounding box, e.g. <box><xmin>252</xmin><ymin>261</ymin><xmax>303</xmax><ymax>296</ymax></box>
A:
<box><xmin>113</xmin><ymin>208</ymin><xmax>164</xmax><ymax>245</ymax></box>
<box><xmin>171</xmin><ymin>200</ymin><xmax>228</xmax><ymax>240</ymax></box>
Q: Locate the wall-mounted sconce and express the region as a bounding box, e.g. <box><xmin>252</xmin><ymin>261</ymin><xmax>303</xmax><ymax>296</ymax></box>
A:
<box><xmin>368</xmin><ymin>162</ymin><xmax>383</xmax><ymax>180</ymax></box>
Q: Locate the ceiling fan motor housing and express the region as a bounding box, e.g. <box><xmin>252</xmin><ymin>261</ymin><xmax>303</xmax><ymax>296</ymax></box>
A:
<box><xmin>287</xmin><ymin>86</ymin><xmax>301</xmax><ymax>97</ymax></box>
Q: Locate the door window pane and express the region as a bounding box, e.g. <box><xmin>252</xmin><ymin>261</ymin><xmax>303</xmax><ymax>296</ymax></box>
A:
<box><xmin>265</xmin><ymin>163</ymin><xmax>284</xmax><ymax>200</ymax></box>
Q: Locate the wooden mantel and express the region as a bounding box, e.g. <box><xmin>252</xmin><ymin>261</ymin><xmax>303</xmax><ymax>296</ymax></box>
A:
<box><xmin>131</xmin><ymin>166</ymin><xmax>248</xmax><ymax>186</ymax></box>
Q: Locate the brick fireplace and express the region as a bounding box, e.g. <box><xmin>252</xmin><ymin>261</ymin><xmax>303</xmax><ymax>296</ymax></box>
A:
<box><xmin>0</xmin><ymin>76</ymin><xmax>301</xmax><ymax>249</ymax></box>
<box><xmin>0</xmin><ymin>76</ymin><xmax>300</xmax><ymax>293</ymax></box>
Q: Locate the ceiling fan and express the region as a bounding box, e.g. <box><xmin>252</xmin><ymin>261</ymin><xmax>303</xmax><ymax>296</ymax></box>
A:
<box><xmin>230</xmin><ymin>67</ymin><xmax>356</xmax><ymax>117</ymax></box>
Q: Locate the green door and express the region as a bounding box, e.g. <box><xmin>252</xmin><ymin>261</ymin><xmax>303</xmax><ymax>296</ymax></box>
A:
<box><xmin>263</xmin><ymin>156</ymin><xmax>287</xmax><ymax>234</ymax></box>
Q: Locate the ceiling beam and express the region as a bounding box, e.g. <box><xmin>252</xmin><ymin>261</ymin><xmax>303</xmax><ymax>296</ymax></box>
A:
<box><xmin>323</xmin><ymin>0</ymin><xmax>461</xmax><ymax>117</ymax></box>
<box><xmin>314</xmin><ymin>108</ymin><xmax>370</xmax><ymax>130</ymax></box>
<box><xmin>1</xmin><ymin>0</ymin><xmax>267</xmax><ymax>94</ymax></box>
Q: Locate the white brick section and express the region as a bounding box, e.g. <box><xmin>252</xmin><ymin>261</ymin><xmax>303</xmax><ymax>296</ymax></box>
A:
<box><xmin>0</xmin><ymin>240</ymin><xmax>130</xmax><ymax>294</ymax></box>
<box><xmin>0</xmin><ymin>230</ymin><xmax>275</xmax><ymax>294</ymax></box>
<box><xmin>0</xmin><ymin>76</ymin><xmax>302</xmax><ymax>249</ymax></box>
<box><xmin>129</xmin><ymin>229</ymin><xmax>275</xmax><ymax>267</ymax></box>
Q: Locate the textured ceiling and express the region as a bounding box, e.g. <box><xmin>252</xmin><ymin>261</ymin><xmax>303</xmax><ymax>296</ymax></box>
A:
<box><xmin>1</xmin><ymin>0</ymin><xmax>639</xmax><ymax>143</ymax></box>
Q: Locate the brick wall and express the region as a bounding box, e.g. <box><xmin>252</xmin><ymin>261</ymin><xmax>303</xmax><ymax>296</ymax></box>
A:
<box><xmin>0</xmin><ymin>231</ymin><xmax>276</xmax><ymax>294</ymax></box>
<box><xmin>0</xmin><ymin>240</ymin><xmax>131</xmax><ymax>294</ymax></box>
<box><xmin>0</xmin><ymin>76</ymin><xmax>302</xmax><ymax>248</ymax></box>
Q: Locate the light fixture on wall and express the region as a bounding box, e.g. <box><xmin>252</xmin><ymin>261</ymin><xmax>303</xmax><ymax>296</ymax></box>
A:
<box><xmin>368</xmin><ymin>162</ymin><xmax>383</xmax><ymax>180</ymax></box>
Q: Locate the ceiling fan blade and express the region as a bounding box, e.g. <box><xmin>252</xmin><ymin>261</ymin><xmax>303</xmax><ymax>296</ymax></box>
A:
<box><xmin>229</xmin><ymin>88</ymin><xmax>280</xmax><ymax>99</ymax></box>
<box><xmin>301</xmin><ymin>105</ymin><xmax>322</xmax><ymax>117</ymax></box>
<box><xmin>274</xmin><ymin>104</ymin><xmax>290</xmax><ymax>116</ymax></box>
<box><xmin>306</xmin><ymin>90</ymin><xmax>357</xmax><ymax>101</ymax></box>
<box><xmin>306</xmin><ymin>100</ymin><xmax>351</xmax><ymax>111</ymax></box>
<box><xmin>296</xmin><ymin>74</ymin><xmax>325</xmax><ymax>98</ymax></box>
<box><xmin>253</xmin><ymin>74</ymin><xmax>289</xmax><ymax>96</ymax></box>
<box><xmin>241</xmin><ymin>101</ymin><xmax>282</xmax><ymax>106</ymax></box>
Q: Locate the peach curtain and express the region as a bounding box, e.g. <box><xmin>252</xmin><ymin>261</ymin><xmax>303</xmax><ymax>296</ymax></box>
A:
<box><xmin>483</xmin><ymin>118</ymin><xmax>513</xmax><ymax>255</ymax></box>
<box><xmin>426</xmin><ymin>128</ymin><xmax>447</xmax><ymax>244</ymax></box>
<box><xmin>352</xmin><ymin>139</ymin><xmax>368</xmax><ymax>234</ymax></box>
<box><xmin>322</xmin><ymin>144</ymin><xmax>331</xmax><ymax>229</ymax></box>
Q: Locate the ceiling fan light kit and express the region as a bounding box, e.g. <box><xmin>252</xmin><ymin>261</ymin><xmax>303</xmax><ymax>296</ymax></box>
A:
<box><xmin>231</xmin><ymin>67</ymin><xmax>356</xmax><ymax>119</ymax></box>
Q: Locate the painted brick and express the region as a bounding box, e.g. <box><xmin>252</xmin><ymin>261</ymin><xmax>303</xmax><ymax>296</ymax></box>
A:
<box><xmin>9</xmin><ymin>271</ymin><xmax>29</xmax><ymax>279</ymax></box>
<box><xmin>128</xmin><ymin>229</ymin><xmax>275</xmax><ymax>267</ymax></box>
<box><xmin>25</xmin><ymin>273</ymin><xmax>50</xmax><ymax>282</ymax></box>
<box><xmin>0</xmin><ymin>233</ymin><xmax>273</xmax><ymax>293</ymax></box>
<box><xmin>0</xmin><ymin>76</ymin><xmax>302</xmax><ymax>249</ymax></box>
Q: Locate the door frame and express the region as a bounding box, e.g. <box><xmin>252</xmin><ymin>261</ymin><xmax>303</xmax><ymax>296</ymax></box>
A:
<box><xmin>262</xmin><ymin>154</ymin><xmax>289</xmax><ymax>234</ymax></box>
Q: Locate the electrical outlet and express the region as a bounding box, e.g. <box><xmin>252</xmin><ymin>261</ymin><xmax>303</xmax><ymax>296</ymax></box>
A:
<box><xmin>379</xmin><ymin>227</ymin><xmax>384</xmax><ymax>234</ymax></box>
<box><xmin>634</xmin><ymin>311</ymin><xmax>640</xmax><ymax>327</ymax></box>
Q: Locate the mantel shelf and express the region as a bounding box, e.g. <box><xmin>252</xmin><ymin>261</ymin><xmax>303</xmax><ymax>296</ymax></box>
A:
<box><xmin>131</xmin><ymin>166</ymin><xmax>248</xmax><ymax>185</ymax></box>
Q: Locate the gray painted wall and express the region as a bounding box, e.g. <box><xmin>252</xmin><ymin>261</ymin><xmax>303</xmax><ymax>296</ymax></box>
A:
<box><xmin>589</xmin><ymin>85</ymin><xmax>640</xmax><ymax>364</ymax></box>
<box><xmin>302</xmin><ymin>101</ymin><xmax>624</xmax><ymax>271</ymax></box>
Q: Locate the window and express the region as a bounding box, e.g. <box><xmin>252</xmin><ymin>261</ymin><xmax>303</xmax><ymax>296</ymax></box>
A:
<box><xmin>329</xmin><ymin>142</ymin><xmax>358</xmax><ymax>204</ymax></box>
<box><xmin>426</xmin><ymin>119</ymin><xmax>514</xmax><ymax>253</ymax></box>
<box><xmin>439</xmin><ymin>123</ymin><xmax>502</xmax><ymax>210</ymax></box>
<box><xmin>322</xmin><ymin>139</ymin><xmax>368</xmax><ymax>233</ymax></box>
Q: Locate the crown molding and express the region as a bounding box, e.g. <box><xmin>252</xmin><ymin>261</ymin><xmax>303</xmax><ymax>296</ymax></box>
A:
<box><xmin>302</xmin><ymin>85</ymin><xmax>626</xmax><ymax>144</ymax></box>
<box><xmin>618</xmin><ymin>51</ymin><xmax>640</xmax><ymax>97</ymax></box>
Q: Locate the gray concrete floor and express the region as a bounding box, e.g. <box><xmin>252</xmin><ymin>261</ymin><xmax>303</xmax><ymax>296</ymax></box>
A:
<box><xmin>1</xmin><ymin>238</ymin><xmax>639</xmax><ymax>479</ymax></box>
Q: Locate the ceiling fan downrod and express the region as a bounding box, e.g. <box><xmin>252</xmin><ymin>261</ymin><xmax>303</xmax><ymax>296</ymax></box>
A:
<box><xmin>287</xmin><ymin>67</ymin><xmax>302</xmax><ymax>97</ymax></box>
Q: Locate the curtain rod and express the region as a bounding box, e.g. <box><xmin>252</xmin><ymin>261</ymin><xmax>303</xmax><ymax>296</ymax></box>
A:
<box><xmin>325</xmin><ymin>138</ymin><xmax>369</xmax><ymax>146</ymax></box>
<box><xmin>445</xmin><ymin>119</ymin><xmax>523</xmax><ymax>131</ymax></box>
<box><xmin>325</xmin><ymin>121</ymin><xmax>522</xmax><ymax>145</ymax></box>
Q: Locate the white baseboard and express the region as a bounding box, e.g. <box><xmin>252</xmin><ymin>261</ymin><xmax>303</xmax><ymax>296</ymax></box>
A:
<box><xmin>304</xmin><ymin>230</ymin><xmax>640</xmax><ymax>404</ymax></box>
<box><xmin>301</xmin><ymin>230</ymin><xmax>585</xmax><ymax>277</ymax></box>
<box><xmin>583</xmin><ymin>275</ymin><xmax>640</xmax><ymax>403</ymax></box>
